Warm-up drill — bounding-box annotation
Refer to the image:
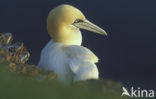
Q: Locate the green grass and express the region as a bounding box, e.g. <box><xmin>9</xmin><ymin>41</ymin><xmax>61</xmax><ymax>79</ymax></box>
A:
<box><xmin>0</xmin><ymin>58</ymin><xmax>130</xmax><ymax>99</ymax></box>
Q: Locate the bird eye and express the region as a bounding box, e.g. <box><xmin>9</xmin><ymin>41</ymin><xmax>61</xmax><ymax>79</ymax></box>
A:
<box><xmin>74</xmin><ymin>19</ymin><xmax>83</xmax><ymax>23</ymax></box>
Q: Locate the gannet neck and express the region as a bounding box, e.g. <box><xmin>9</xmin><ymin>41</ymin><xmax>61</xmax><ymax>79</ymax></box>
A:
<box><xmin>55</xmin><ymin>25</ymin><xmax>82</xmax><ymax>45</ymax></box>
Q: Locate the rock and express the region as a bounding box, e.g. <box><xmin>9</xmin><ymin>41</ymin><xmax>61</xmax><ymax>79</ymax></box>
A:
<box><xmin>0</xmin><ymin>32</ymin><xmax>57</xmax><ymax>80</ymax></box>
<box><xmin>0</xmin><ymin>33</ymin><xmax>30</xmax><ymax>64</ymax></box>
<box><xmin>0</xmin><ymin>32</ymin><xmax>13</xmax><ymax>44</ymax></box>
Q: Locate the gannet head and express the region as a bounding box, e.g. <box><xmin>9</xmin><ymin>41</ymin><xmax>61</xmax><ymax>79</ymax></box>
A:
<box><xmin>47</xmin><ymin>4</ymin><xmax>107</xmax><ymax>45</ymax></box>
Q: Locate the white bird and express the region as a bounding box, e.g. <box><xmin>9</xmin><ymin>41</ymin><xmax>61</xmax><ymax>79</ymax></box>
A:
<box><xmin>38</xmin><ymin>4</ymin><xmax>107</xmax><ymax>85</ymax></box>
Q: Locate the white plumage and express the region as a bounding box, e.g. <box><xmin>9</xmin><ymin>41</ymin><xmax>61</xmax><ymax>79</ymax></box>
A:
<box><xmin>38</xmin><ymin>40</ymin><xmax>99</xmax><ymax>84</ymax></box>
<box><xmin>38</xmin><ymin>4</ymin><xmax>107</xmax><ymax>84</ymax></box>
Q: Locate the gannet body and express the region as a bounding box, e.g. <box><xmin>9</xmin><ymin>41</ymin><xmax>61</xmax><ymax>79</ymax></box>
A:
<box><xmin>38</xmin><ymin>4</ymin><xmax>107</xmax><ymax>84</ymax></box>
<box><xmin>38</xmin><ymin>40</ymin><xmax>99</xmax><ymax>84</ymax></box>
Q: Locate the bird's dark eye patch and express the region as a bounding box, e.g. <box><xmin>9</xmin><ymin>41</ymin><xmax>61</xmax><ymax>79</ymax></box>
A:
<box><xmin>74</xmin><ymin>19</ymin><xmax>84</xmax><ymax>23</ymax></box>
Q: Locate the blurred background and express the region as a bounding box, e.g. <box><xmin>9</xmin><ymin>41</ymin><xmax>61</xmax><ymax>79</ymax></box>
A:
<box><xmin>0</xmin><ymin>0</ymin><xmax>156</xmax><ymax>89</ymax></box>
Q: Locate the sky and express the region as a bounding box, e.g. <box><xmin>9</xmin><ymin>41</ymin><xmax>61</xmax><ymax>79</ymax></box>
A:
<box><xmin>0</xmin><ymin>0</ymin><xmax>156</xmax><ymax>89</ymax></box>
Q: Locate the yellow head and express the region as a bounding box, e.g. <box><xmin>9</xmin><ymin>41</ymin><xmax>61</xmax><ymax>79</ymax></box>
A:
<box><xmin>47</xmin><ymin>4</ymin><xmax>107</xmax><ymax>45</ymax></box>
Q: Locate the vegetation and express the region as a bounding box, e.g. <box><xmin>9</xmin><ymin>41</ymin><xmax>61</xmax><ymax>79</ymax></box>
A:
<box><xmin>0</xmin><ymin>33</ymin><xmax>129</xmax><ymax>99</ymax></box>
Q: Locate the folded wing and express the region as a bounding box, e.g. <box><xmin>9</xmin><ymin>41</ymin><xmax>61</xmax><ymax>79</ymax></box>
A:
<box><xmin>65</xmin><ymin>45</ymin><xmax>99</xmax><ymax>82</ymax></box>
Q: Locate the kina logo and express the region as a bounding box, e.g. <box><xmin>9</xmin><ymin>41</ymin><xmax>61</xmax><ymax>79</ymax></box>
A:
<box><xmin>121</xmin><ymin>87</ymin><xmax>155</xmax><ymax>98</ymax></box>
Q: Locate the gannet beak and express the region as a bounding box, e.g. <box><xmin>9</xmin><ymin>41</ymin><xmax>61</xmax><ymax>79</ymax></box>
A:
<box><xmin>73</xmin><ymin>20</ymin><xmax>107</xmax><ymax>36</ymax></box>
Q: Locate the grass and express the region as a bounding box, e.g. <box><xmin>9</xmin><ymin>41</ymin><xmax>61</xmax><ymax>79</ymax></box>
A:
<box><xmin>1</xmin><ymin>33</ymin><xmax>127</xmax><ymax>99</ymax></box>
<box><xmin>0</xmin><ymin>57</ymin><xmax>131</xmax><ymax>99</ymax></box>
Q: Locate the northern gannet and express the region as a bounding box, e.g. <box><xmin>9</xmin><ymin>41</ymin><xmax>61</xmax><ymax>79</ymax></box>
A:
<box><xmin>38</xmin><ymin>4</ymin><xmax>107</xmax><ymax>84</ymax></box>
